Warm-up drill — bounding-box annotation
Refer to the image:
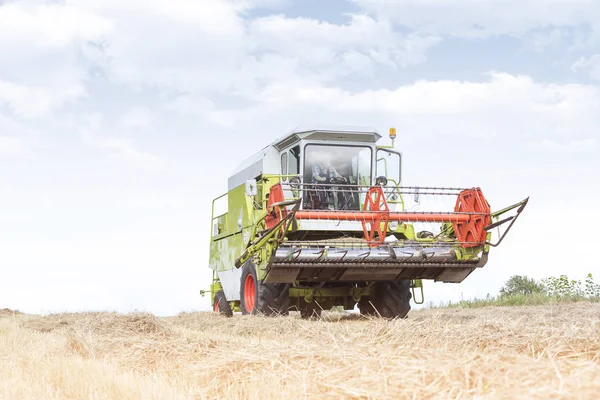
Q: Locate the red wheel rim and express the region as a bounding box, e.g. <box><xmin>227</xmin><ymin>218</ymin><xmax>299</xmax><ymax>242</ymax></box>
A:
<box><xmin>244</xmin><ymin>274</ymin><xmax>256</xmax><ymax>312</ymax></box>
<box><xmin>214</xmin><ymin>301</ymin><xmax>219</xmax><ymax>312</ymax></box>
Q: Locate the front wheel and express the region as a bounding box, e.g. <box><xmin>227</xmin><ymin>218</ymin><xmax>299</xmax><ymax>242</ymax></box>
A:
<box><xmin>239</xmin><ymin>261</ymin><xmax>290</xmax><ymax>316</ymax></box>
<box><xmin>358</xmin><ymin>280</ymin><xmax>412</xmax><ymax>319</ymax></box>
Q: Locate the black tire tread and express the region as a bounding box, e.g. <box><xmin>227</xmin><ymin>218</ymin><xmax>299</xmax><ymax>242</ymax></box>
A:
<box><xmin>257</xmin><ymin>282</ymin><xmax>291</xmax><ymax>316</ymax></box>
<box><xmin>358</xmin><ymin>280</ymin><xmax>412</xmax><ymax>319</ymax></box>
<box><xmin>240</xmin><ymin>262</ymin><xmax>290</xmax><ymax>316</ymax></box>
<box><xmin>214</xmin><ymin>290</ymin><xmax>233</xmax><ymax>317</ymax></box>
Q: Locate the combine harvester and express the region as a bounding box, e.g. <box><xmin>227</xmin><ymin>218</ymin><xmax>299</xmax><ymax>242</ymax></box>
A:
<box><xmin>202</xmin><ymin>127</ymin><xmax>528</xmax><ymax>318</ymax></box>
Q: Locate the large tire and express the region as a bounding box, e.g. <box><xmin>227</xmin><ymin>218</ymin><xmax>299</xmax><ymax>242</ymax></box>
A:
<box><xmin>240</xmin><ymin>261</ymin><xmax>290</xmax><ymax>316</ymax></box>
<box><xmin>358</xmin><ymin>280</ymin><xmax>412</xmax><ymax>319</ymax></box>
<box><xmin>213</xmin><ymin>290</ymin><xmax>233</xmax><ymax>317</ymax></box>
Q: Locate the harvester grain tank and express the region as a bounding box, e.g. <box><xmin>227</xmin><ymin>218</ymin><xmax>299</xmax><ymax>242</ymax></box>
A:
<box><xmin>202</xmin><ymin>126</ymin><xmax>528</xmax><ymax>318</ymax></box>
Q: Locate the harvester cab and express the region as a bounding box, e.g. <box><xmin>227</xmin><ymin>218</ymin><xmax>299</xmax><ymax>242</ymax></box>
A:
<box><xmin>202</xmin><ymin>126</ymin><xmax>528</xmax><ymax>319</ymax></box>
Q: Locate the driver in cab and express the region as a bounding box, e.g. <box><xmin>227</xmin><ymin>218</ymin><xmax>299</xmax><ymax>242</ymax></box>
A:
<box><xmin>310</xmin><ymin>156</ymin><xmax>348</xmax><ymax>210</ymax></box>
<box><xmin>311</xmin><ymin>159</ymin><xmax>345</xmax><ymax>185</ymax></box>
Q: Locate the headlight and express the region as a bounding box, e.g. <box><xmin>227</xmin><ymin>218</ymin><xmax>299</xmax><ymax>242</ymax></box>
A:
<box><xmin>389</xmin><ymin>221</ymin><xmax>399</xmax><ymax>231</ymax></box>
<box><xmin>376</xmin><ymin>176</ymin><xmax>388</xmax><ymax>186</ymax></box>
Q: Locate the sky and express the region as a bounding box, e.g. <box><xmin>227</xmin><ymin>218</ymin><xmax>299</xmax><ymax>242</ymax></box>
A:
<box><xmin>1</xmin><ymin>0</ymin><xmax>599</xmax><ymax>316</ymax></box>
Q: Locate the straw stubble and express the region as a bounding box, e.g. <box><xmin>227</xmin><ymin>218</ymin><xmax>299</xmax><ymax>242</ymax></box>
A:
<box><xmin>1</xmin><ymin>303</ymin><xmax>599</xmax><ymax>399</ymax></box>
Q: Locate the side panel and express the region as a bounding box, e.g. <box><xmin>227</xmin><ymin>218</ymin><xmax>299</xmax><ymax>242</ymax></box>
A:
<box><xmin>209</xmin><ymin>182</ymin><xmax>264</xmax><ymax>301</ymax></box>
<box><xmin>217</xmin><ymin>268</ymin><xmax>243</xmax><ymax>301</ymax></box>
<box><xmin>228</xmin><ymin>146</ymin><xmax>281</xmax><ymax>191</ymax></box>
<box><xmin>227</xmin><ymin>184</ymin><xmax>255</xmax><ymax>234</ymax></box>
<box><xmin>209</xmin><ymin>233</ymin><xmax>246</xmax><ymax>272</ymax></box>
<box><xmin>209</xmin><ymin>184</ymin><xmax>255</xmax><ymax>273</ymax></box>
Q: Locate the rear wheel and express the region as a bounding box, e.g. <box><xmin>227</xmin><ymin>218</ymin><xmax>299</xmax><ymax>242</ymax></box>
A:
<box><xmin>240</xmin><ymin>261</ymin><xmax>290</xmax><ymax>316</ymax></box>
<box><xmin>213</xmin><ymin>290</ymin><xmax>233</xmax><ymax>317</ymax></box>
<box><xmin>358</xmin><ymin>280</ymin><xmax>412</xmax><ymax>319</ymax></box>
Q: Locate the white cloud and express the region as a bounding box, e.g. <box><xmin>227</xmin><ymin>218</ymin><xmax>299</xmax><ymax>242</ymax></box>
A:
<box><xmin>0</xmin><ymin>0</ymin><xmax>246</xmax><ymax>118</ymax></box>
<box><xmin>353</xmin><ymin>0</ymin><xmax>600</xmax><ymax>38</ymax></box>
<box><xmin>57</xmin><ymin>0</ymin><xmax>246</xmax><ymax>94</ymax></box>
<box><xmin>522</xmin><ymin>28</ymin><xmax>569</xmax><ymax>52</ymax></box>
<box><xmin>567</xmin><ymin>21</ymin><xmax>600</xmax><ymax>54</ymax></box>
<box><xmin>0</xmin><ymin>1</ymin><xmax>112</xmax><ymax>118</ymax></box>
<box><xmin>0</xmin><ymin>0</ymin><xmax>113</xmax><ymax>49</ymax></box>
<box><xmin>234</xmin><ymin>0</ymin><xmax>291</xmax><ymax>10</ymax></box>
<box><xmin>0</xmin><ymin>0</ymin><xmax>436</xmax><ymax>98</ymax></box>
<box><xmin>243</xmin><ymin>14</ymin><xmax>439</xmax><ymax>91</ymax></box>
<box><xmin>572</xmin><ymin>54</ymin><xmax>600</xmax><ymax>80</ymax></box>
<box><xmin>205</xmin><ymin>72</ymin><xmax>600</xmax><ymax>146</ymax></box>
<box><xmin>248</xmin><ymin>14</ymin><xmax>440</xmax><ymax>78</ymax></box>
<box><xmin>77</xmin><ymin>114</ymin><xmax>165</xmax><ymax>171</ymax></box>
<box><xmin>0</xmin><ymin>79</ymin><xmax>84</xmax><ymax>118</ymax></box>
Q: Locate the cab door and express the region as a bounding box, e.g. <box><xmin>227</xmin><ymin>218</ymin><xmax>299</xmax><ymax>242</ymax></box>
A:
<box><xmin>280</xmin><ymin>144</ymin><xmax>301</xmax><ymax>203</ymax></box>
<box><xmin>376</xmin><ymin>148</ymin><xmax>402</xmax><ymax>210</ymax></box>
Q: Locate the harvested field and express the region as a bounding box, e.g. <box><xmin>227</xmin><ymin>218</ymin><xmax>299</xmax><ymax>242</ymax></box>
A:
<box><xmin>1</xmin><ymin>303</ymin><xmax>599</xmax><ymax>399</ymax></box>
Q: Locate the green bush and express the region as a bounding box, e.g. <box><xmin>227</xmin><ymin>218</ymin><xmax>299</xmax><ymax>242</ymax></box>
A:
<box><xmin>433</xmin><ymin>272</ymin><xmax>599</xmax><ymax>309</ymax></box>
<box><xmin>584</xmin><ymin>273</ymin><xmax>600</xmax><ymax>298</ymax></box>
<box><xmin>541</xmin><ymin>275</ymin><xmax>583</xmax><ymax>298</ymax></box>
<box><xmin>499</xmin><ymin>275</ymin><xmax>544</xmax><ymax>297</ymax></box>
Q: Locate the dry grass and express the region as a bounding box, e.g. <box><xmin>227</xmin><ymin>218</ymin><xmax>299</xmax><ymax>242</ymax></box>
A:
<box><xmin>1</xmin><ymin>303</ymin><xmax>599</xmax><ymax>399</ymax></box>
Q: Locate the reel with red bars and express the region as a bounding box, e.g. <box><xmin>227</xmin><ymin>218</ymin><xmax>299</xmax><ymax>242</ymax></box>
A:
<box><xmin>268</xmin><ymin>182</ymin><xmax>493</xmax><ymax>249</ymax></box>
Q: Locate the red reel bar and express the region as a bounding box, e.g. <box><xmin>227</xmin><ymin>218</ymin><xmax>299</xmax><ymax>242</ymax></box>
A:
<box><xmin>295</xmin><ymin>211</ymin><xmax>473</xmax><ymax>223</ymax></box>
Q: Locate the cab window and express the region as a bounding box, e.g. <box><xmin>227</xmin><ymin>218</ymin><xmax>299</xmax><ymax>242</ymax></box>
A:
<box><xmin>376</xmin><ymin>149</ymin><xmax>401</xmax><ymax>185</ymax></box>
<box><xmin>288</xmin><ymin>145</ymin><xmax>300</xmax><ymax>177</ymax></box>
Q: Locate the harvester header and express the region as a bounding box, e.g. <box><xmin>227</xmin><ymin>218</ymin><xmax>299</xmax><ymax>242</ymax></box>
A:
<box><xmin>202</xmin><ymin>126</ymin><xmax>528</xmax><ymax>319</ymax></box>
